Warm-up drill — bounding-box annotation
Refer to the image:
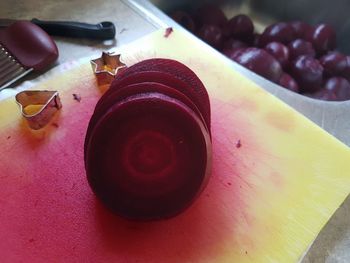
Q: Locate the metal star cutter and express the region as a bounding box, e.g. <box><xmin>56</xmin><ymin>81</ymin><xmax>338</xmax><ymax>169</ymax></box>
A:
<box><xmin>90</xmin><ymin>52</ymin><xmax>127</xmax><ymax>86</ymax></box>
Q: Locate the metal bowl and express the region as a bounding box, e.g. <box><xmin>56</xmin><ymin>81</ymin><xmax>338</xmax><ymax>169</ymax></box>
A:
<box><xmin>137</xmin><ymin>0</ymin><xmax>350</xmax><ymax>148</ymax></box>
<box><xmin>127</xmin><ymin>1</ymin><xmax>350</xmax><ymax>262</ymax></box>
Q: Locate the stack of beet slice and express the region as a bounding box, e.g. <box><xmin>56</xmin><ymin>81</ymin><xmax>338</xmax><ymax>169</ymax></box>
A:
<box><xmin>85</xmin><ymin>58</ymin><xmax>212</xmax><ymax>220</ymax></box>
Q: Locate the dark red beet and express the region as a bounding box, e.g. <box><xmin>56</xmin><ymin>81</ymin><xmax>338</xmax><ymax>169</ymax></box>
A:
<box><xmin>288</xmin><ymin>39</ymin><xmax>316</xmax><ymax>60</ymax></box>
<box><xmin>252</xmin><ymin>33</ymin><xmax>261</xmax><ymax>47</ymax></box>
<box><xmin>85</xmin><ymin>58</ymin><xmax>212</xmax><ymax>220</ymax></box>
<box><xmin>345</xmin><ymin>56</ymin><xmax>350</xmax><ymax>81</ymax></box>
<box><xmin>87</xmin><ymin>81</ymin><xmax>209</xmax><ymax>157</ymax></box>
<box><xmin>320</xmin><ymin>52</ymin><xmax>348</xmax><ymax>77</ymax></box>
<box><xmin>289</xmin><ymin>21</ymin><xmax>312</xmax><ymax>40</ymax></box>
<box><xmin>309</xmin><ymin>24</ymin><xmax>336</xmax><ymax>55</ymax></box>
<box><xmin>195</xmin><ymin>4</ymin><xmax>227</xmax><ymax>28</ymax></box>
<box><xmin>223</xmin><ymin>14</ymin><xmax>254</xmax><ymax>40</ymax></box>
<box><xmin>324</xmin><ymin>77</ymin><xmax>350</xmax><ymax>101</ymax></box>
<box><xmin>233</xmin><ymin>47</ymin><xmax>283</xmax><ymax>83</ymax></box>
<box><xmin>307</xmin><ymin>89</ymin><xmax>337</xmax><ymax>101</ymax></box>
<box><xmin>259</xmin><ymin>22</ymin><xmax>296</xmax><ymax>47</ymax></box>
<box><xmin>223</xmin><ymin>47</ymin><xmax>246</xmax><ymax>60</ymax></box>
<box><xmin>86</xmin><ymin>71</ymin><xmax>211</xmax><ymax>159</ymax></box>
<box><xmin>96</xmin><ymin>71</ymin><xmax>210</xmax><ymax>129</ymax></box>
<box><xmin>171</xmin><ymin>11</ymin><xmax>196</xmax><ymax>32</ymax></box>
<box><xmin>222</xmin><ymin>38</ymin><xmax>247</xmax><ymax>52</ymax></box>
<box><xmin>290</xmin><ymin>55</ymin><xmax>323</xmax><ymax>93</ymax></box>
<box><xmin>264</xmin><ymin>42</ymin><xmax>289</xmax><ymax>69</ymax></box>
<box><xmin>86</xmin><ymin>93</ymin><xmax>211</xmax><ymax>220</ymax></box>
<box><xmin>101</xmin><ymin>58</ymin><xmax>211</xmax><ymax>128</ymax></box>
<box><xmin>197</xmin><ymin>24</ymin><xmax>224</xmax><ymax>49</ymax></box>
<box><xmin>278</xmin><ymin>73</ymin><xmax>299</xmax><ymax>92</ymax></box>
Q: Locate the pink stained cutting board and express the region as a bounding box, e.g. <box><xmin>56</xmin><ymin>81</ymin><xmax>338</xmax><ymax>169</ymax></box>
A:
<box><xmin>0</xmin><ymin>29</ymin><xmax>350</xmax><ymax>263</ymax></box>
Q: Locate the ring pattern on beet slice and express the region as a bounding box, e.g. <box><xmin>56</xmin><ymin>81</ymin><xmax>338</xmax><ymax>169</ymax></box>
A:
<box><xmin>84</xmin><ymin>81</ymin><xmax>209</xmax><ymax>160</ymax></box>
<box><xmin>86</xmin><ymin>92</ymin><xmax>211</xmax><ymax>220</ymax></box>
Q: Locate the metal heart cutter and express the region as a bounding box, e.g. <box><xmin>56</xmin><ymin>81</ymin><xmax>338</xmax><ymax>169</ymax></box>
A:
<box><xmin>90</xmin><ymin>52</ymin><xmax>127</xmax><ymax>86</ymax></box>
<box><xmin>15</xmin><ymin>90</ymin><xmax>62</xmax><ymax>130</ymax></box>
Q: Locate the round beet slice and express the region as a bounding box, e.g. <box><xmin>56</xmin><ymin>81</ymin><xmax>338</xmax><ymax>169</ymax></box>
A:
<box><xmin>95</xmin><ymin>82</ymin><xmax>207</xmax><ymax>133</ymax></box>
<box><xmin>96</xmin><ymin>70</ymin><xmax>210</xmax><ymax>129</ymax></box>
<box><xmin>111</xmin><ymin>59</ymin><xmax>210</xmax><ymax>122</ymax></box>
<box><xmin>84</xmin><ymin>81</ymin><xmax>209</xmax><ymax>160</ymax></box>
<box><xmin>101</xmin><ymin>58</ymin><xmax>211</xmax><ymax>128</ymax></box>
<box><xmin>86</xmin><ymin>92</ymin><xmax>212</xmax><ymax>220</ymax></box>
<box><xmin>87</xmin><ymin>70</ymin><xmax>211</xmax><ymax>154</ymax></box>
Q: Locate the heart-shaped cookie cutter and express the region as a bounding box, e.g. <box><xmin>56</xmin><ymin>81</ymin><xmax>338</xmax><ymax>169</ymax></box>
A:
<box><xmin>15</xmin><ymin>90</ymin><xmax>62</xmax><ymax>130</ymax></box>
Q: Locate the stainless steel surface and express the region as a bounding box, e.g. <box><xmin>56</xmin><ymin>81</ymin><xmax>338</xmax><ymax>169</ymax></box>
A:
<box><xmin>0</xmin><ymin>0</ymin><xmax>349</xmax><ymax>262</ymax></box>
<box><xmin>0</xmin><ymin>0</ymin><xmax>158</xmax><ymax>64</ymax></box>
<box><xmin>0</xmin><ymin>0</ymin><xmax>157</xmax><ymax>90</ymax></box>
<box><xmin>15</xmin><ymin>90</ymin><xmax>62</xmax><ymax>130</ymax></box>
<box><xmin>0</xmin><ymin>45</ymin><xmax>29</xmax><ymax>90</ymax></box>
<box><xmin>0</xmin><ymin>67</ymin><xmax>28</xmax><ymax>90</ymax></box>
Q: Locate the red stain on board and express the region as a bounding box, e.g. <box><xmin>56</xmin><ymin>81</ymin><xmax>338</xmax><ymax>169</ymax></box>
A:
<box><xmin>164</xmin><ymin>27</ymin><xmax>173</xmax><ymax>38</ymax></box>
<box><xmin>0</xmin><ymin>82</ymin><xmax>269</xmax><ymax>261</ymax></box>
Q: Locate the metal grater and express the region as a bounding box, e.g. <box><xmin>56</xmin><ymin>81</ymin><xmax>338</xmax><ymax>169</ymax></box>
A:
<box><xmin>0</xmin><ymin>21</ymin><xmax>58</xmax><ymax>91</ymax></box>
<box><xmin>0</xmin><ymin>44</ymin><xmax>33</xmax><ymax>90</ymax></box>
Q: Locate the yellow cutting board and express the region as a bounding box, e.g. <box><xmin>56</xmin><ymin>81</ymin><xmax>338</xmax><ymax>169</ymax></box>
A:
<box><xmin>0</xmin><ymin>29</ymin><xmax>349</xmax><ymax>263</ymax></box>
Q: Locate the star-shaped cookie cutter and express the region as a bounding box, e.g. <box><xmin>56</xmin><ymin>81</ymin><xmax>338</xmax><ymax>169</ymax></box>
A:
<box><xmin>90</xmin><ymin>52</ymin><xmax>127</xmax><ymax>86</ymax></box>
<box><xmin>15</xmin><ymin>90</ymin><xmax>62</xmax><ymax>130</ymax></box>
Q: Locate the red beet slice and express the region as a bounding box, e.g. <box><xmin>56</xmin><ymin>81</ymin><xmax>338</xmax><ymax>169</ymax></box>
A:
<box><xmin>97</xmin><ymin>70</ymin><xmax>210</xmax><ymax>130</ymax></box>
<box><xmin>97</xmin><ymin>82</ymin><xmax>207</xmax><ymax>129</ymax></box>
<box><xmin>101</xmin><ymin>58</ymin><xmax>210</xmax><ymax>128</ymax></box>
<box><xmin>85</xmin><ymin>81</ymin><xmax>209</xmax><ymax>160</ymax></box>
<box><xmin>86</xmin><ymin>92</ymin><xmax>211</xmax><ymax>220</ymax></box>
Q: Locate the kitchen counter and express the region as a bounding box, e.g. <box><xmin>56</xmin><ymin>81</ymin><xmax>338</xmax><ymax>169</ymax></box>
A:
<box><xmin>0</xmin><ymin>0</ymin><xmax>349</xmax><ymax>262</ymax></box>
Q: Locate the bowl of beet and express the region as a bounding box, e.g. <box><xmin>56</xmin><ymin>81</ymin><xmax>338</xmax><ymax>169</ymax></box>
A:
<box><xmin>170</xmin><ymin>4</ymin><xmax>350</xmax><ymax>101</ymax></box>
<box><xmin>85</xmin><ymin>58</ymin><xmax>212</xmax><ymax>220</ymax></box>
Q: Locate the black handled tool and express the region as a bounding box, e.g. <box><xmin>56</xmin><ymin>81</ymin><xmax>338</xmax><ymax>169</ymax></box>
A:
<box><xmin>0</xmin><ymin>18</ymin><xmax>116</xmax><ymax>40</ymax></box>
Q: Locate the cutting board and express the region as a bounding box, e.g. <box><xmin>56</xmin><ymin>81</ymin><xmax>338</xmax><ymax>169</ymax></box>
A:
<box><xmin>1</xmin><ymin>29</ymin><xmax>350</xmax><ymax>263</ymax></box>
